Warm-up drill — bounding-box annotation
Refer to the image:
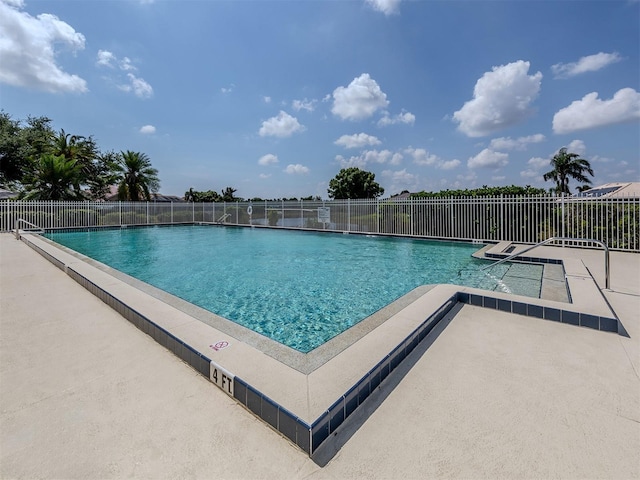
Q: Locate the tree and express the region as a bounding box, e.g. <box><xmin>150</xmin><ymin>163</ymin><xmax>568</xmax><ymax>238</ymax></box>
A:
<box><xmin>115</xmin><ymin>151</ymin><xmax>160</xmax><ymax>201</ymax></box>
<box><xmin>327</xmin><ymin>167</ymin><xmax>384</xmax><ymax>199</ymax></box>
<box><xmin>221</xmin><ymin>186</ymin><xmax>238</xmax><ymax>202</ymax></box>
<box><xmin>21</xmin><ymin>154</ymin><xmax>84</xmax><ymax>200</ymax></box>
<box><xmin>184</xmin><ymin>187</ymin><xmax>196</xmax><ymax>202</ymax></box>
<box><xmin>0</xmin><ymin>112</ymin><xmax>54</xmax><ymax>186</ymax></box>
<box><xmin>543</xmin><ymin>148</ymin><xmax>594</xmax><ymax>195</ymax></box>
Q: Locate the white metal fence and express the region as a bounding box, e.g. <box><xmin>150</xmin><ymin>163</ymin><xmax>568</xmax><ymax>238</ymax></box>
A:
<box><xmin>1</xmin><ymin>195</ymin><xmax>638</xmax><ymax>251</ymax></box>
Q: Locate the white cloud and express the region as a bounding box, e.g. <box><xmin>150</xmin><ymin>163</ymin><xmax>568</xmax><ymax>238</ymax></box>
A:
<box><xmin>334</xmin><ymin>133</ymin><xmax>381</xmax><ymax>149</ymax></box>
<box><xmin>259</xmin><ymin>173</ymin><xmax>271</xmax><ymax>179</ymax></box>
<box><xmin>332</xmin><ymin>73</ymin><xmax>389</xmax><ymax>121</ymax></box>
<box><xmin>519</xmin><ymin>155</ymin><xmax>550</xmax><ymax>179</ymax></box>
<box><xmin>520</xmin><ymin>169</ymin><xmax>538</xmax><ymax>179</ymax></box>
<box><xmin>97</xmin><ymin>50</ymin><xmax>153</xmax><ymax>98</ymax></box>
<box><xmin>221</xmin><ymin>84</ymin><xmax>234</xmax><ymax>94</ymax></box>
<box><xmin>527</xmin><ymin>157</ymin><xmax>549</xmax><ymax>169</ymax></box>
<box><xmin>552</xmin><ymin>52</ymin><xmax>622</xmax><ymax>79</ymax></box>
<box><xmin>565</xmin><ymin>140</ymin><xmax>586</xmax><ymax>155</ymax></box>
<box><xmin>263</xmin><ymin>96</ymin><xmax>272</xmax><ymax>104</ymax></box>
<box><xmin>404</xmin><ymin>147</ymin><xmax>461</xmax><ymax>170</ymax></box>
<box><xmin>365</xmin><ymin>0</ymin><xmax>402</xmax><ymax>16</ymax></box>
<box><xmin>119</xmin><ymin>73</ymin><xmax>153</xmax><ymax>98</ymax></box>
<box><xmin>284</xmin><ymin>164</ymin><xmax>309</xmax><ymax>174</ymax></box>
<box><xmin>377</xmin><ymin>110</ymin><xmax>415</xmax><ymax>127</ymax></box>
<box><xmin>258</xmin><ymin>154</ymin><xmax>279</xmax><ymax>166</ymax></box>
<box><xmin>468</xmin><ymin>149</ymin><xmax>509</xmax><ymax>169</ymax></box>
<box><xmin>440</xmin><ymin>159</ymin><xmax>461</xmax><ymax>170</ymax></box>
<box><xmin>292</xmin><ymin>98</ymin><xmax>317</xmax><ymax>112</ymax></box>
<box><xmin>139</xmin><ymin>125</ymin><xmax>156</xmax><ymax>134</ymax></box>
<box><xmin>405</xmin><ymin>148</ymin><xmax>438</xmax><ymax>166</ymax></box>
<box><xmin>335</xmin><ymin>149</ymin><xmax>402</xmax><ymax>168</ymax></box>
<box><xmin>552</xmin><ymin>88</ymin><xmax>640</xmax><ymax>134</ymax></box>
<box><xmin>259</xmin><ymin>111</ymin><xmax>305</xmax><ymax>138</ymax></box>
<box><xmin>119</xmin><ymin>56</ymin><xmax>136</xmax><ymax>71</ymax></box>
<box><xmin>0</xmin><ymin>1</ymin><xmax>87</xmax><ymax>93</ymax></box>
<box><xmin>492</xmin><ymin>176</ymin><xmax>506</xmax><ymax>182</ymax></box>
<box><xmin>489</xmin><ymin>134</ymin><xmax>545</xmax><ymax>151</ymax></box>
<box><xmin>381</xmin><ymin>169</ymin><xmax>420</xmax><ymax>193</ymax></box>
<box><xmin>96</xmin><ymin>49</ymin><xmax>116</xmax><ymax>68</ymax></box>
<box><xmin>453</xmin><ymin>60</ymin><xmax>542</xmax><ymax>137</ymax></box>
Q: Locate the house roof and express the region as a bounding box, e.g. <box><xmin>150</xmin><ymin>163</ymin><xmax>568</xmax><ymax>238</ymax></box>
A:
<box><xmin>103</xmin><ymin>185</ymin><xmax>184</xmax><ymax>202</ymax></box>
<box><xmin>572</xmin><ymin>182</ymin><xmax>640</xmax><ymax>199</ymax></box>
<box><xmin>0</xmin><ymin>188</ymin><xmax>18</xmax><ymax>200</ymax></box>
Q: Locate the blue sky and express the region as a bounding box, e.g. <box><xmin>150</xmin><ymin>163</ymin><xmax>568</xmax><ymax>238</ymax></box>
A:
<box><xmin>1</xmin><ymin>0</ymin><xmax>638</xmax><ymax>199</ymax></box>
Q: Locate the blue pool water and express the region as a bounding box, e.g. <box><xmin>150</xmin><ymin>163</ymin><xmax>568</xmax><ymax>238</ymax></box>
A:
<box><xmin>45</xmin><ymin>226</ymin><xmax>541</xmax><ymax>352</ymax></box>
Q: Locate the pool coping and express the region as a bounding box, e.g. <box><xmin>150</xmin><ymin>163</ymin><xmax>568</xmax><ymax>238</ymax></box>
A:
<box><xmin>18</xmin><ymin>232</ymin><xmax>623</xmax><ymax>462</ymax></box>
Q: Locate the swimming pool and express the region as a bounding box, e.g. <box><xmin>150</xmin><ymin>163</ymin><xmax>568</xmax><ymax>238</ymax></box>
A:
<box><xmin>45</xmin><ymin>226</ymin><xmax>542</xmax><ymax>352</ymax></box>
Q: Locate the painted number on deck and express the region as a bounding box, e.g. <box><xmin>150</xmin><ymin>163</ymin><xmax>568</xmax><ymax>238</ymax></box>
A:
<box><xmin>209</xmin><ymin>361</ymin><xmax>234</xmax><ymax>397</ymax></box>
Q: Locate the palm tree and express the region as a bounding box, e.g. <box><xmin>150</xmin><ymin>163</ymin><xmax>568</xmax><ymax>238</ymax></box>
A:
<box><xmin>221</xmin><ymin>186</ymin><xmax>238</xmax><ymax>202</ymax></box>
<box><xmin>184</xmin><ymin>187</ymin><xmax>196</xmax><ymax>202</ymax></box>
<box><xmin>115</xmin><ymin>151</ymin><xmax>160</xmax><ymax>201</ymax></box>
<box><xmin>21</xmin><ymin>154</ymin><xmax>84</xmax><ymax>200</ymax></box>
<box><xmin>543</xmin><ymin>148</ymin><xmax>594</xmax><ymax>195</ymax></box>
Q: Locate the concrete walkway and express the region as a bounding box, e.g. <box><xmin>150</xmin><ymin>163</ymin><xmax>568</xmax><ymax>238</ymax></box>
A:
<box><xmin>1</xmin><ymin>234</ymin><xmax>639</xmax><ymax>479</ymax></box>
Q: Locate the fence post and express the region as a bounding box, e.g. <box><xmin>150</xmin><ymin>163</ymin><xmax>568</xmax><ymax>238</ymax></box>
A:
<box><xmin>561</xmin><ymin>192</ymin><xmax>565</xmax><ymax>247</ymax></box>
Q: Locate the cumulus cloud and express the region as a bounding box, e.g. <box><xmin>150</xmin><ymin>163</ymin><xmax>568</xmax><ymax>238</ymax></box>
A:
<box><xmin>284</xmin><ymin>164</ymin><xmax>309</xmax><ymax>174</ymax></box>
<box><xmin>467</xmin><ymin>149</ymin><xmax>509</xmax><ymax>169</ymax></box>
<box><xmin>381</xmin><ymin>169</ymin><xmax>420</xmax><ymax>194</ymax></box>
<box><xmin>334</xmin><ymin>133</ymin><xmax>381</xmax><ymax>149</ymax></box>
<box><xmin>405</xmin><ymin>148</ymin><xmax>438</xmax><ymax>166</ymax></box>
<box><xmin>519</xmin><ymin>156</ymin><xmax>550</xmax><ymax>179</ymax></box>
<box><xmin>258</xmin><ymin>154</ymin><xmax>279</xmax><ymax>166</ymax></box>
<box><xmin>377</xmin><ymin>110</ymin><xmax>415</xmax><ymax>127</ymax></box>
<box><xmin>551</xmin><ymin>52</ymin><xmax>622</xmax><ymax>79</ymax></box>
<box><xmin>520</xmin><ymin>169</ymin><xmax>539</xmax><ymax>179</ymax></box>
<box><xmin>365</xmin><ymin>0</ymin><xmax>402</xmax><ymax>15</ymax></box>
<box><xmin>259</xmin><ymin>173</ymin><xmax>271</xmax><ymax>179</ymax></box>
<box><xmin>259</xmin><ymin>111</ymin><xmax>305</xmax><ymax>138</ymax></box>
<box><xmin>139</xmin><ymin>125</ymin><xmax>156</xmax><ymax>134</ymax></box>
<box><xmin>118</xmin><ymin>73</ymin><xmax>153</xmax><ymax>98</ymax></box>
<box><xmin>404</xmin><ymin>148</ymin><xmax>461</xmax><ymax>170</ymax></box>
<box><xmin>489</xmin><ymin>134</ymin><xmax>545</xmax><ymax>151</ymax></box>
<box><xmin>292</xmin><ymin>98</ymin><xmax>317</xmax><ymax>112</ymax></box>
<box><xmin>97</xmin><ymin>50</ymin><xmax>153</xmax><ymax>98</ymax></box>
<box><xmin>336</xmin><ymin>149</ymin><xmax>402</xmax><ymax>169</ymax></box>
<box><xmin>552</xmin><ymin>88</ymin><xmax>640</xmax><ymax>134</ymax></box>
<box><xmin>96</xmin><ymin>50</ymin><xmax>116</xmax><ymax>68</ymax></box>
<box><xmin>527</xmin><ymin>156</ymin><xmax>550</xmax><ymax>169</ymax></box>
<box><xmin>332</xmin><ymin>73</ymin><xmax>389</xmax><ymax>121</ymax></box>
<box><xmin>565</xmin><ymin>139</ymin><xmax>586</xmax><ymax>155</ymax></box>
<box><xmin>0</xmin><ymin>0</ymin><xmax>87</xmax><ymax>93</ymax></box>
<box><xmin>263</xmin><ymin>96</ymin><xmax>272</xmax><ymax>104</ymax></box>
<box><xmin>440</xmin><ymin>159</ymin><xmax>462</xmax><ymax>170</ymax></box>
<box><xmin>453</xmin><ymin>61</ymin><xmax>542</xmax><ymax>137</ymax></box>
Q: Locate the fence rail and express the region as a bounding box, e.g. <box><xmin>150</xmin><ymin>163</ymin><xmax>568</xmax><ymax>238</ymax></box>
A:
<box><xmin>1</xmin><ymin>195</ymin><xmax>638</xmax><ymax>251</ymax></box>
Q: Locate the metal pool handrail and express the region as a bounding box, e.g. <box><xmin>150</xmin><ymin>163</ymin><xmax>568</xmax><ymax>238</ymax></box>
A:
<box><xmin>482</xmin><ymin>236</ymin><xmax>610</xmax><ymax>290</ymax></box>
<box><xmin>13</xmin><ymin>218</ymin><xmax>45</xmax><ymax>240</ymax></box>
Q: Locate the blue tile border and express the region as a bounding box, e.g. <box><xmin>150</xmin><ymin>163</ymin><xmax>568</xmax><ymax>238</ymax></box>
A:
<box><xmin>456</xmin><ymin>290</ymin><xmax>619</xmax><ymax>335</ymax></box>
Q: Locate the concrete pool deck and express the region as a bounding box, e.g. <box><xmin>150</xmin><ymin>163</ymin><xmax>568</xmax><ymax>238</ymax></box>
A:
<box><xmin>1</xmin><ymin>232</ymin><xmax>639</xmax><ymax>478</ymax></box>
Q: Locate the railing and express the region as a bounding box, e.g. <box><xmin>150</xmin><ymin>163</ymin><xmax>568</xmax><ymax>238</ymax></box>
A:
<box><xmin>13</xmin><ymin>218</ymin><xmax>45</xmax><ymax>240</ymax></box>
<box><xmin>0</xmin><ymin>195</ymin><xmax>638</xmax><ymax>252</ymax></box>
<box><xmin>482</xmin><ymin>236</ymin><xmax>610</xmax><ymax>289</ymax></box>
